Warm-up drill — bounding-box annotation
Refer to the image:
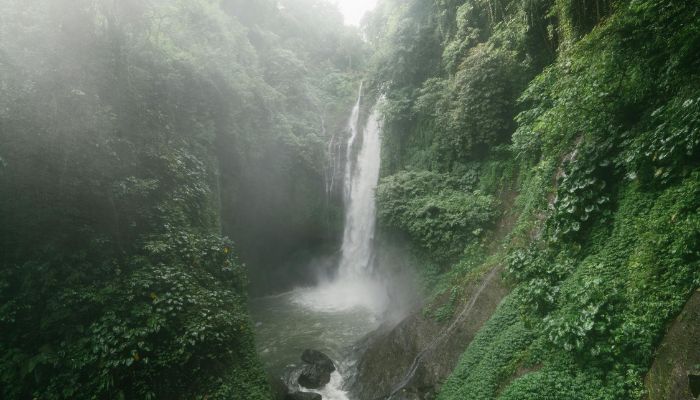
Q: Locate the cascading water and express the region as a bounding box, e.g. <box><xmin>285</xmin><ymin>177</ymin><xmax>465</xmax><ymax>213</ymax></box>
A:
<box><xmin>341</xmin><ymin>82</ymin><xmax>363</xmax><ymax>200</ymax></box>
<box><xmin>251</xmin><ymin>85</ymin><xmax>387</xmax><ymax>400</ymax></box>
<box><xmin>324</xmin><ymin>83</ymin><xmax>361</xmax><ymax>202</ymax></box>
<box><xmin>294</xmin><ymin>85</ymin><xmax>388</xmax><ymax>314</ymax></box>
<box><xmin>339</xmin><ymin>83</ymin><xmax>379</xmax><ymax>278</ymax></box>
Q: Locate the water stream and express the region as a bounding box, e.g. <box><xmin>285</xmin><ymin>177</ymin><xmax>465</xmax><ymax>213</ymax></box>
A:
<box><xmin>251</xmin><ymin>86</ymin><xmax>385</xmax><ymax>399</ymax></box>
<box><xmin>250</xmin><ymin>291</ymin><xmax>379</xmax><ymax>399</ymax></box>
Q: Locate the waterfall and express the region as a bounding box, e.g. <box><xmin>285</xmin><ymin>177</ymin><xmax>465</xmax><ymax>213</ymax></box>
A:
<box><xmin>293</xmin><ymin>84</ymin><xmax>388</xmax><ymax>314</ymax></box>
<box><xmin>324</xmin><ymin>84</ymin><xmax>362</xmax><ymax>202</ymax></box>
<box><xmin>338</xmin><ymin>86</ymin><xmax>381</xmax><ymax>278</ymax></box>
<box><xmin>342</xmin><ymin>82</ymin><xmax>363</xmax><ymax>199</ymax></box>
<box><xmin>284</xmin><ymin>85</ymin><xmax>387</xmax><ymax>400</ymax></box>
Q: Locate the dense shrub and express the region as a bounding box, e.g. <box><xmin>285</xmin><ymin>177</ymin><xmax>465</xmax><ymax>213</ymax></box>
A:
<box><xmin>369</xmin><ymin>0</ymin><xmax>700</xmax><ymax>399</ymax></box>
<box><xmin>377</xmin><ymin>170</ymin><xmax>497</xmax><ymax>263</ymax></box>
<box><xmin>0</xmin><ymin>0</ymin><xmax>366</xmax><ymax>397</ymax></box>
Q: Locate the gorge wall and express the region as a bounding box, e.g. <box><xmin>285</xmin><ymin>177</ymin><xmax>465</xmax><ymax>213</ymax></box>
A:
<box><xmin>352</xmin><ymin>0</ymin><xmax>700</xmax><ymax>399</ymax></box>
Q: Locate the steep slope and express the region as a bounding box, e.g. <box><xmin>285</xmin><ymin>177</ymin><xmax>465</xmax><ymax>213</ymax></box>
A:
<box><xmin>356</xmin><ymin>0</ymin><xmax>700</xmax><ymax>399</ymax></box>
<box><xmin>351</xmin><ymin>267</ymin><xmax>507</xmax><ymax>399</ymax></box>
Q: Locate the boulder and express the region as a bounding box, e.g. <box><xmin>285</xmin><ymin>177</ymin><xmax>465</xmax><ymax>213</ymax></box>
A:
<box><xmin>298</xmin><ymin>364</ymin><xmax>332</xmax><ymax>389</ymax></box>
<box><xmin>285</xmin><ymin>392</ymin><xmax>322</xmax><ymax>400</ymax></box>
<box><xmin>297</xmin><ymin>349</ymin><xmax>336</xmax><ymax>389</ymax></box>
<box><xmin>301</xmin><ymin>349</ymin><xmax>335</xmax><ymax>373</ymax></box>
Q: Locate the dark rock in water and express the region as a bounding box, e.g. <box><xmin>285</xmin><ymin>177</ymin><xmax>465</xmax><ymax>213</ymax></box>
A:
<box><xmin>301</xmin><ymin>349</ymin><xmax>336</xmax><ymax>373</ymax></box>
<box><xmin>285</xmin><ymin>391</ymin><xmax>322</xmax><ymax>400</ymax></box>
<box><xmin>297</xmin><ymin>349</ymin><xmax>336</xmax><ymax>389</ymax></box>
<box><xmin>298</xmin><ymin>364</ymin><xmax>332</xmax><ymax>389</ymax></box>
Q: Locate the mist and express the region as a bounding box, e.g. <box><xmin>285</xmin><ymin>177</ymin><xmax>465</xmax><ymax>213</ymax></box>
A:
<box><xmin>3</xmin><ymin>0</ymin><xmax>698</xmax><ymax>399</ymax></box>
<box><xmin>0</xmin><ymin>0</ymin><xmax>388</xmax><ymax>398</ymax></box>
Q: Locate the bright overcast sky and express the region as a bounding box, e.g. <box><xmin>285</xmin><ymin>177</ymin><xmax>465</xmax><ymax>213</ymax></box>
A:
<box><xmin>332</xmin><ymin>0</ymin><xmax>378</xmax><ymax>26</ymax></box>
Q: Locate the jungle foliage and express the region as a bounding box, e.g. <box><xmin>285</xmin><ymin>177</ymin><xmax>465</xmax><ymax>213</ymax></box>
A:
<box><xmin>367</xmin><ymin>0</ymin><xmax>700</xmax><ymax>398</ymax></box>
<box><xmin>2</xmin><ymin>0</ymin><xmax>699</xmax><ymax>397</ymax></box>
<box><xmin>377</xmin><ymin>170</ymin><xmax>496</xmax><ymax>264</ymax></box>
<box><xmin>0</xmin><ymin>0</ymin><xmax>365</xmax><ymax>398</ymax></box>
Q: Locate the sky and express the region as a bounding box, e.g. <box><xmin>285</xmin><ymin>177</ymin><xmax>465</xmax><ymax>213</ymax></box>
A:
<box><xmin>332</xmin><ymin>0</ymin><xmax>378</xmax><ymax>26</ymax></box>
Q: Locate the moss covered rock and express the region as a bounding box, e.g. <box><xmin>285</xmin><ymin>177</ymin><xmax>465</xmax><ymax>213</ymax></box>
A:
<box><xmin>645</xmin><ymin>290</ymin><xmax>700</xmax><ymax>400</ymax></box>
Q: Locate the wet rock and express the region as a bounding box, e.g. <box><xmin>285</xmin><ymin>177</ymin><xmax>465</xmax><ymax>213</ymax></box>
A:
<box><xmin>301</xmin><ymin>349</ymin><xmax>336</xmax><ymax>373</ymax></box>
<box><xmin>285</xmin><ymin>392</ymin><xmax>322</xmax><ymax>400</ymax></box>
<box><xmin>297</xmin><ymin>349</ymin><xmax>335</xmax><ymax>389</ymax></box>
<box><xmin>298</xmin><ymin>364</ymin><xmax>332</xmax><ymax>389</ymax></box>
<box><xmin>350</xmin><ymin>267</ymin><xmax>507</xmax><ymax>400</ymax></box>
<box><xmin>645</xmin><ymin>290</ymin><xmax>700</xmax><ymax>400</ymax></box>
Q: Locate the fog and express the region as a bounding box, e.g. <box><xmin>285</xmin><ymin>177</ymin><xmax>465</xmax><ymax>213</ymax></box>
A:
<box><xmin>0</xmin><ymin>1</ymin><xmax>415</xmax><ymax>399</ymax></box>
<box><xmin>332</xmin><ymin>0</ymin><xmax>378</xmax><ymax>25</ymax></box>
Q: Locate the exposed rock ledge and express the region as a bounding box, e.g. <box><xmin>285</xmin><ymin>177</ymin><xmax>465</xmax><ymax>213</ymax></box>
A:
<box><xmin>350</xmin><ymin>266</ymin><xmax>509</xmax><ymax>400</ymax></box>
<box><xmin>645</xmin><ymin>289</ymin><xmax>700</xmax><ymax>400</ymax></box>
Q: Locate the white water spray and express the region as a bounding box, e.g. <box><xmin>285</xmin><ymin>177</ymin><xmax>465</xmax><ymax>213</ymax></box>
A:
<box><xmin>342</xmin><ymin>82</ymin><xmax>363</xmax><ymax>200</ymax></box>
<box><xmin>339</xmin><ymin>85</ymin><xmax>381</xmax><ymax>279</ymax></box>
<box><xmin>294</xmin><ymin>85</ymin><xmax>387</xmax><ymax>314</ymax></box>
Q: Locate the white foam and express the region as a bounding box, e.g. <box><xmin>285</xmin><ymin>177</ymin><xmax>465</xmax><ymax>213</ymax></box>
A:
<box><xmin>291</xmin><ymin>276</ymin><xmax>388</xmax><ymax>314</ymax></box>
<box><xmin>300</xmin><ymin>371</ymin><xmax>350</xmax><ymax>400</ymax></box>
<box><xmin>294</xmin><ymin>99</ymin><xmax>388</xmax><ymax>315</ymax></box>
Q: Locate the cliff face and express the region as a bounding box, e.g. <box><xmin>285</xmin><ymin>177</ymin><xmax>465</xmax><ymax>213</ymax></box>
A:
<box><xmin>361</xmin><ymin>0</ymin><xmax>699</xmax><ymax>398</ymax></box>
<box><xmin>645</xmin><ymin>290</ymin><xmax>700</xmax><ymax>400</ymax></box>
<box><xmin>351</xmin><ymin>267</ymin><xmax>508</xmax><ymax>399</ymax></box>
